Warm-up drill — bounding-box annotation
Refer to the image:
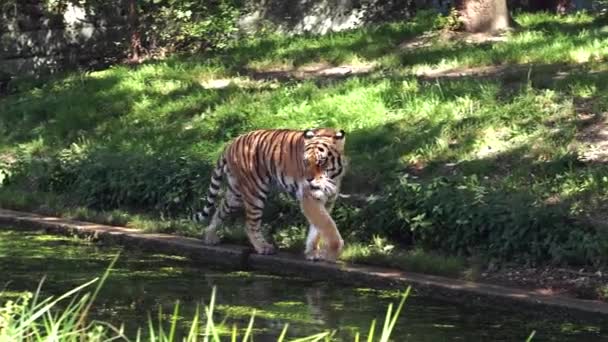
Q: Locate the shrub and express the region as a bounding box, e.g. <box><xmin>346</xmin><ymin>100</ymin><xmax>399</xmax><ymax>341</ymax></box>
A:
<box><xmin>141</xmin><ymin>0</ymin><xmax>243</xmax><ymax>53</ymax></box>
<box><xmin>5</xmin><ymin>144</ymin><xmax>213</xmax><ymax>218</ymax></box>
<box><xmin>352</xmin><ymin>175</ymin><xmax>608</xmax><ymax>266</ymax></box>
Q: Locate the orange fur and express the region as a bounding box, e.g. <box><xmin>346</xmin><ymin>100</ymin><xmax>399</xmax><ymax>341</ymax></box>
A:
<box><xmin>192</xmin><ymin>128</ymin><xmax>347</xmax><ymax>260</ymax></box>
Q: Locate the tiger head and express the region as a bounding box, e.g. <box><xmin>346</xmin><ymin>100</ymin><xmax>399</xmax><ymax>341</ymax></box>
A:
<box><xmin>303</xmin><ymin>128</ymin><xmax>347</xmax><ymax>201</ymax></box>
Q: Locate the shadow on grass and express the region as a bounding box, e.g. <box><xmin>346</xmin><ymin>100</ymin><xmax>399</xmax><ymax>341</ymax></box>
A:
<box><xmin>340</xmin><ymin>119</ymin><xmax>608</xmax><ymax>265</ymax></box>
<box><xmin>205</xmin><ymin>12</ymin><xmax>440</xmax><ymax>73</ymax></box>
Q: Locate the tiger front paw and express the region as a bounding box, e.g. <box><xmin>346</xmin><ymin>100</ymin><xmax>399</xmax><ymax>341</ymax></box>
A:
<box><xmin>305</xmin><ymin>249</ymin><xmax>321</xmax><ymax>262</ymax></box>
<box><xmin>203</xmin><ymin>230</ymin><xmax>221</xmax><ymax>245</ymax></box>
<box><xmin>254</xmin><ymin>243</ymin><xmax>276</xmax><ymax>255</ymax></box>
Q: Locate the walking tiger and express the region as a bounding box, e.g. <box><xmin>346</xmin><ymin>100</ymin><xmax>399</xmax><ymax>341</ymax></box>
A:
<box><xmin>192</xmin><ymin>128</ymin><xmax>347</xmax><ymax>262</ymax></box>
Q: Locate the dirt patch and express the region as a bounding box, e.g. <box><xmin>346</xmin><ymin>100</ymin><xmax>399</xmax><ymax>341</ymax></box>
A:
<box><xmin>248</xmin><ymin>62</ymin><xmax>376</xmax><ymax>82</ymax></box>
<box><xmin>398</xmin><ymin>29</ymin><xmax>509</xmax><ymax>52</ymax></box>
<box><xmin>199</xmin><ymin>62</ymin><xmax>377</xmax><ymax>89</ymax></box>
<box><xmin>479</xmin><ymin>265</ymin><xmax>607</xmax><ymax>301</ymax></box>
<box><xmin>575</xmin><ymin>111</ymin><xmax>608</xmax><ymax>163</ymax></box>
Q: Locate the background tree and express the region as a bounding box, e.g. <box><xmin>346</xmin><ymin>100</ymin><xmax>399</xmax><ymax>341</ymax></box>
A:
<box><xmin>455</xmin><ymin>0</ymin><xmax>511</xmax><ymax>32</ymax></box>
<box><xmin>127</xmin><ymin>0</ymin><xmax>143</xmax><ymax>62</ymax></box>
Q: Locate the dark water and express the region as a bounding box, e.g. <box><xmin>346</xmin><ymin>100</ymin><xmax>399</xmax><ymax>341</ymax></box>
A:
<box><xmin>1</xmin><ymin>229</ymin><xmax>607</xmax><ymax>341</ymax></box>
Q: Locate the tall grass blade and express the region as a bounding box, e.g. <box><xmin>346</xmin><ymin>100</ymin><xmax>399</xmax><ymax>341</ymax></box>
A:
<box><xmin>366</xmin><ymin>319</ymin><xmax>376</xmax><ymax>342</ymax></box>
<box><xmin>17</xmin><ymin>277</ymin><xmax>98</xmax><ymax>330</ymax></box>
<box><xmin>242</xmin><ymin>309</ymin><xmax>256</xmax><ymax>342</ymax></box>
<box><xmin>76</xmin><ymin>251</ymin><xmax>121</xmax><ymax>329</ymax></box>
<box><xmin>168</xmin><ymin>300</ymin><xmax>180</xmax><ymax>342</ymax></box>
<box><xmin>204</xmin><ymin>287</ymin><xmax>217</xmax><ymax>342</ymax></box>
<box><xmin>187</xmin><ymin>304</ymin><xmax>200</xmax><ymax>342</ymax></box>
<box><xmin>290</xmin><ymin>331</ymin><xmax>331</xmax><ymax>342</ymax></box>
<box><xmin>147</xmin><ymin>312</ymin><xmax>157</xmax><ymax>342</ymax></box>
<box><xmin>379</xmin><ymin>286</ymin><xmax>411</xmax><ymax>342</ymax></box>
<box><xmin>277</xmin><ymin>323</ymin><xmax>289</xmax><ymax>342</ymax></box>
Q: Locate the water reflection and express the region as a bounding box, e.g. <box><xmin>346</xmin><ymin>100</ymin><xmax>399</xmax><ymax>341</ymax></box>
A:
<box><xmin>1</xmin><ymin>229</ymin><xmax>607</xmax><ymax>341</ymax></box>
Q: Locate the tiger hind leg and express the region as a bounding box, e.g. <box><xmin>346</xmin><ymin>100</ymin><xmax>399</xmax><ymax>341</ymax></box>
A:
<box><xmin>204</xmin><ymin>187</ymin><xmax>242</xmax><ymax>245</ymax></box>
<box><xmin>243</xmin><ymin>195</ymin><xmax>276</xmax><ymax>255</ymax></box>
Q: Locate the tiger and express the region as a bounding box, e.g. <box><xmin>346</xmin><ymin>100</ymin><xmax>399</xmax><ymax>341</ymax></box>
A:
<box><xmin>191</xmin><ymin>128</ymin><xmax>347</xmax><ymax>262</ymax></box>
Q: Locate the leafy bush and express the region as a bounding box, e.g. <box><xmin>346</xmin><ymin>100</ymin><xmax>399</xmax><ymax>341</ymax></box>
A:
<box><xmin>5</xmin><ymin>144</ymin><xmax>608</xmax><ymax>266</ymax></box>
<box><xmin>350</xmin><ymin>175</ymin><xmax>608</xmax><ymax>266</ymax></box>
<box><xmin>5</xmin><ymin>144</ymin><xmax>213</xmax><ymax>218</ymax></box>
<box><xmin>141</xmin><ymin>0</ymin><xmax>243</xmax><ymax>53</ymax></box>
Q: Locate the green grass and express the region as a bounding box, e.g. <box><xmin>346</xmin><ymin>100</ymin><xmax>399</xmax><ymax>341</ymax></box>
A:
<box><xmin>340</xmin><ymin>238</ymin><xmax>467</xmax><ymax>278</ymax></box>
<box><xmin>1</xmin><ymin>11</ymin><xmax>608</xmax><ymax>270</ymax></box>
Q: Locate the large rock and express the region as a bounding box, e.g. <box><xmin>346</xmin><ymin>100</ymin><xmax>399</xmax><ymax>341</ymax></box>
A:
<box><xmin>238</xmin><ymin>0</ymin><xmax>414</xmax><ymax>35</ymax></box>
<box><xmin>0</xmin><ymin>1</ymin><xmax>128</xmax><ymax>80</ymax></box>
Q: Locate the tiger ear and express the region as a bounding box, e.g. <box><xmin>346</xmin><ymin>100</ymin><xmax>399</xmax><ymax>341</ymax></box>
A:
<box><xmin>304</xmin><ymin>130</ymin><xmax>315</xmax><ymax>139</ymax></box>
<box><xmin>334</xmin><ymin>129</ymin><xmax>345</xmax><ymax>140</ymax></box>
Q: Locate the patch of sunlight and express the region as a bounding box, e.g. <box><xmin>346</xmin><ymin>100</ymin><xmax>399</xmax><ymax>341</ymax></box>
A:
<box><xmin>354</xmin><ymin>288</ymin><xmax>402</xmax><ymax>299</ymax></box>
<box><xmin>16</xmin><ymin>137</ymin><xmax>46</xmax><ymax>156</ymax></box>
<box><xmin>472</xmin><ymin>126</ymin><xmax>517</xmax><ymax>159</ymax></box>
<box><xmin>87</xmin><ymin>68</ymin><xmax>114</xmax><ymax>79</ymax></box>
<box><xmin>411</xmin><ymin>58</ymin><xmax>463</xmax><ymax>76</ymax></box>
<box><xmin>216</xmin><ymin>271</ymin><xmax>287</xmax><ymax>281</ymax></box>
<box><xmin>272</xmin><ymin>301</ymin><xmax>306</xmax><ymax>307</ymax></box>
<box><xmin>511</xmin><ymin>30</ymin><xmax>545</xmax><ymax>45</ymax></box>
<box><xmin>212</xmin><ymin>324</ymin><xmax>267</xmax><ymax>337</ymax></box>
<box><xmin>216</xmin><ymin>305</ymin><xmax>314</xmax><ymax>324</ymax></box>
<box><xmin>571</xmin><ymin>39</ymin><xmax>608</xmax><ymax>63</ymax></box>
<box><xmin>149</xmin><ymin>254</ymin><xmax>188</xmax><ymax>261</ymax></box>
<box><xmin>226</xmin><ymin>271</ymin><xmax>253</xmax><ymax>278</ymax></box>
<box><xmin>149</xmin><ymin>79</ymin><xmax>187</xmax><ymax>95</ymax></box>
<box><xmin>560</xmin><ymin>322</ymin><xmax>601</xmax><ymax>334</ymax></box>
<box><xmin>198</xmin><ymin>76</ymin><xmax>280</xmax><ymax>90</ymax></box>
<box><xmin>0</xmin><ymin>290</ymin><xmax>32</xmax><ymax>299</ymax></box>
<box><xmin>570</xmin><ymin>83</ymin><xmax>597</xmax><ymax>98</ymax></box>
<box><xmin>570</xmin><ymin>48</ymin><xmax>594</xmax><ymax>64</ymax></box>
<box><xmin>30</xmin><ymin>234</ymin><xmax>74</xmax><ymax>242</ymax></box>
<box><xmin>246</xmin><ymin>59</ymin><xmax>293</xmax><ymax>72</ymax></box>
<box><xmin>275</xmin><ymin>80</ymin><xmax>391</xmax><ymax>131</ymax></box>
<box><xmin>330</xmin><ymin>303</ymin><xmax>344</xmax><ymax>310</ymax></box>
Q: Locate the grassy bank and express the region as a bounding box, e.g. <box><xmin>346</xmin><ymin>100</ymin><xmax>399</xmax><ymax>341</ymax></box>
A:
<box><xmin>2</xmin><ymin>11</ymin><xmax>608</xmax><ymax>272</ymax></box>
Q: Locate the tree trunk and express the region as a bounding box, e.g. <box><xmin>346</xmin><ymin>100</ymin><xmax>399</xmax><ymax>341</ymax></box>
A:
<box><xmin>556</xmin><ymin>0</ymin><xmax>573</xmax><ymax>14</ymax></box>
<box><xmin>456</xmin><ymin>0</ymin><xmax>511</xmax><ymax>33</ymax></box>
<box><xmin>127</xmin><ymin>0</ymin><xmax>142</xmax><ymax>62</ymax></box>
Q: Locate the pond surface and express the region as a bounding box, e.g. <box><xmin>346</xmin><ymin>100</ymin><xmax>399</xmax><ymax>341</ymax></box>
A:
<box><xmin>1</xmin><ymin>229</ymin><xmax>607</xmax><ymax>341</ymax></box>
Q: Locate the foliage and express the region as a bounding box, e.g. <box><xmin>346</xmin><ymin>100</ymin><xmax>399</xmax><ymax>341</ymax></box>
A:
<box><xmin>340</xmin><ymin>238</ymin><xmax>467</xmax><ymax>278</ymax></box>
<box><xmin>141</xmin><ymin>0</ymin><xmax>243</xmax><ymax>53</ymax></box>
<box><xmin>2</xmin><ymin>11</ymin><xmax>608</xmax><ymax>269</ymax></box>
<box><xmin>355</xmin><ymin>175</ymin><xmax>608</xmax><ymax>266</ymax></box>
<box><xmin>436</xmin><ymin>7</ymin><xmax>464</xmax><ymax>31</ymax></box>
<box><xmin>6</xmin><ymin>144</ymin><xmax>212</xmax><ymax>217</ymax></box>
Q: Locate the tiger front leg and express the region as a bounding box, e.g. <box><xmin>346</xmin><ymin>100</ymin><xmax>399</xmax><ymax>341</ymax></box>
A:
<box><xmin>304</xmin><ymin>195</ymin><xmax>338</xmax><ymax>261</ymax></box>
<box><xmin>304</xmin><ymin>224</ymin><xmax>321</xmax><ymax>261</ymax></box>
<box><xmin>300</xmin><ymin>194</ymin><xmax>343</xmax><ymax>262</ymax></box>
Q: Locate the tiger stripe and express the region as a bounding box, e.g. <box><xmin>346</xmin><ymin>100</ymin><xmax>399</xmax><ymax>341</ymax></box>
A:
<box><xmin>191</xmin><ymin>128</ymin><xmax>347</xmax><ymax>260</ymax></box>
